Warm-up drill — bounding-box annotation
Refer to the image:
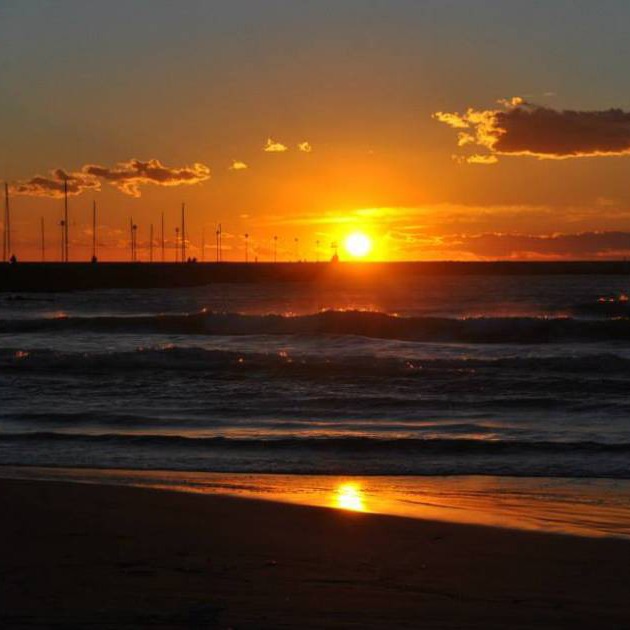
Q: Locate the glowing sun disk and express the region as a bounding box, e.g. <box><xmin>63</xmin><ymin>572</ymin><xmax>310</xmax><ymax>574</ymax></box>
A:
<box><xmin>345</xmin><ymin>232</ymin><xmax>372</xmax><ymax>258</ymax></box>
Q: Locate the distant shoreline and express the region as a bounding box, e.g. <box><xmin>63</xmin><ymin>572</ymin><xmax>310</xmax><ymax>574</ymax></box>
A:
<box><xmin>1</xmin><ymin>260</ymin><xmax>629</xmax><ymax>292</ymax></box>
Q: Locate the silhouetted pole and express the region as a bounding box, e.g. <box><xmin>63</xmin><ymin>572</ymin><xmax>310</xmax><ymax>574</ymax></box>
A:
<box><xmin>294</xmin><ymin>237</ymin><xmax>299</xmax><ymax>262</ymax></box>
<box><xmin>215</xmin><ymin>223</ymin><xmax>223</xmax><ymax>262</ymax></box>
<box><xmin>130</xmin><ymin>218</ymin><xmax>138</xmax><ymax>262</ymax></box>
<box><xmin>180</xmin><ymin>203</ymin><xmax>186</xmax><ymax>262</ymax></box>
<box><xmin>3</xmin><ymin>182</ymin><xmax>10</xmax><ymax>261</ymax></box>
<box><xmin>2</xmin><ymin>184</ymin><xmax>5</xmax><ymax>261</ymax></box>
<box><xmin>59</xmin><ymin>220</ymin><xmax>64</xmax><ymax>261</ymax></box>
<box><xmin>92</xmin><ymin>201</ymin><xmax>97</xmax><ymax>261</ymax></box>
<box><xmin>63</xmin><ymin>179</ymin><xmax>69</xmax><ymax>262</ymax></box>
<box><xmin>175</xmin><ymin>227</ymin><xmax>180</xmax><ymax>262</ymax></box>
<box><xmin>245</xmin><ymin>233</ymin><xmax>249</xmax><ymax>262</ymax></box>
<box><xmin>161</xmin><ymin>212</ymin><xmax>165</xmax><ymax>262</ymax></box>
<box><xmin>41</xmin><ymin>217</ymin><xmax>45</xmax><ymax>261</ymax></box>
<box><xmin>201</xmin><ymin>227</ymin><xmax>205</xmax><ymax>262</ymax></box>
<box><xmin>149</xmin><ymin>223</ymin><xmax>153</xmax><ymax>262</ymax></box>
<box><xmin>273</xmin><ymin>235</ymin><xmax>278</xmax><ymax>263</ymax></box>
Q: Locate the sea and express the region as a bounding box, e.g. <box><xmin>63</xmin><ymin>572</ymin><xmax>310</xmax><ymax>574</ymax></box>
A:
<box><xmin>2</xmin><ymin>273</ymin><xmax>630</xmax><ymax>537</ymax></box>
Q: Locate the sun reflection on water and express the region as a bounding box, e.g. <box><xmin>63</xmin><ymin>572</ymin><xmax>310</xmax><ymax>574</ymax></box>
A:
<box><xmin>334</xmin><ymin>483</ymin><xmax>366</xmax><ymax>512</ymax></box>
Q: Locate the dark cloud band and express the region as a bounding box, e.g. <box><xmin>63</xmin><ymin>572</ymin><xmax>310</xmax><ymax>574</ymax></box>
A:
<box><xmin>448</xmin><ymin>231</ymin><xmax>630</xmax><ymax>258</ymax></box>
<box><xmin>434</xmin><ymin>99</ymin><xmax>630</xmax><ymax>162</ymax></box>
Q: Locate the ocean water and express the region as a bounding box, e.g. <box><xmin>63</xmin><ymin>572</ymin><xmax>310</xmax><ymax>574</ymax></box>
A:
<box><xmin>1</xmin><ymin>273</ymin><xmax>630</xmax><ymax>479</ymax></box>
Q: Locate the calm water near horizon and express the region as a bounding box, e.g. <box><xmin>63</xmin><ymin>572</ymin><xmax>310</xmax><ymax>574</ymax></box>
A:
<box><xmin>2</xmin><ymin>273</ymin><xmax>630</xmax><ymax>535</ymax></box>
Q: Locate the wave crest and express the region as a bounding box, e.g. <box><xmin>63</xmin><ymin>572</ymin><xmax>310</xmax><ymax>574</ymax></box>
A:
<box><xmin>1</xmin><ymin>309</ymin><xmax>630</xmax><ymax>343</ymax></box>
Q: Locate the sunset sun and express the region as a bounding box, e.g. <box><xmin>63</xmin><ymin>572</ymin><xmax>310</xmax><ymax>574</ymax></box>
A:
<box><xmin>344</xmin><ymin>232</ymin><xmax>372</xmax><ymax>258</ymax></box>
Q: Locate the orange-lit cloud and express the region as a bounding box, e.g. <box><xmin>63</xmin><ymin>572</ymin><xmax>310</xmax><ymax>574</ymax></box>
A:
<box><xmin>11</xmin><ymin>159</ymin><xmax>211</xmax><ymax>198</ymax></box>
<box><xmin>263</xmin><ymin>138</ymin><xmax>288</xmax><ymax>152</ymax></box>
<box><xmin>83</xmin><ymin>158</ymin><xmax>211</xmax><ymax>197</ymax></box>
<box><xmin>297</xmin><ymin>141</ymin><xmax>312</xmax><ymax>153</ymax></box>
<box><xmin>229</xmin><ymin>160</ymin><xmax>248</xmax><ymax>171</ymax></box>
<box><xmin>454</xmin><ymin>154</ymin><xmax>498</xmax><ymax>165</ymax></box>
<box><xmin>11</xmin><ymin>169</ymin><xmax>100</xmax><ymax>198</ymax></box>
<box><xmin>434</xmin><ymin>98</ymin><xmax>630</xmax><ymax>162</ymax></box>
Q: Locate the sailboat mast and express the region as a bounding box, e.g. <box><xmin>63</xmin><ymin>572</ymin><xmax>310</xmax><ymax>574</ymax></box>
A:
<box><xmin>3</xmin><ymin>182</ymin><xmax>9</xmax><ymax>261</ymax></box>
<box><xmin>63</xmin><ymin>179</ymin><xmax>69</xmax><ymax>262</ymax></box>
<box><xmin>181</xmin><ymin>203</ymin><xmax>186</xmax><ymax>262</ymax></box>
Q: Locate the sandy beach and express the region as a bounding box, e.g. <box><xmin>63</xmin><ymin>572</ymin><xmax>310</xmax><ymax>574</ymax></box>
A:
<box><xmin>2</xmin><ymin>478</ymin><xmax>630</xmax><ymax>629</ymax></box>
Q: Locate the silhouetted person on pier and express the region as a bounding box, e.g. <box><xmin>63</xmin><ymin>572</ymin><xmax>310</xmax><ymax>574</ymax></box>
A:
<box><xmin>9</xmin><ymin>254</ymin><xmax>17</xmax><ymax>264</ymax></box>
<box><xmin>91</xmin><ymin>255</ymin><xmax>98</xmax><ymax>264</ymax></box>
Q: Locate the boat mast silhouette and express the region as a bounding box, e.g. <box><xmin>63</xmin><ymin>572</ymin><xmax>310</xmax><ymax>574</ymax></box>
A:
<box><xmin>130</xmin><ymin>218</ymin><xmax>138</xmax><ymax>262</ymax></box>
<box><xmin>216</xmin><ymin>223</ymin><xmax>222</xmax><ymax>262</ymax></box>
<box><xmin>181</xmin><ymin>203</ymin><xmax>186</xmax><ymax>262</ymax></box>
<box><xmin>3</xmin><ymin>182</ymin><xmax>10</xmax><ymax>262</ymax></box>
<box><xmin>63</xmin><ymin>179</ymin><xmax>69</xmax><ymax>262</ymax></box>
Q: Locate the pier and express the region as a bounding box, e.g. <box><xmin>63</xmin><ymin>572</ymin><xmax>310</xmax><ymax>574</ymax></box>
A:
<box><xmin>0</xmin><ymin>260</ymin><xmax>628</xmax><ymax>292</ymax></box>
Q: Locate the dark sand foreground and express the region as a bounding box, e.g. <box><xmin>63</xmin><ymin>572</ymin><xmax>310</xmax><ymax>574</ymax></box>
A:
<box><xmin>2</xmin><ymin>479</ymin><xmax>630</xmax><ymax>629</ymax></box>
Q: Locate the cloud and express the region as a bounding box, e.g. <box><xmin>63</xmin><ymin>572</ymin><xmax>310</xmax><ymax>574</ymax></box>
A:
<box><xmin>448</xmin><ymin>231</ymin><xmax>630</xmax><ymax>259</ymax></box>
<box><xmin>434</xmin><ymin>98</ymin><xmax>630</xmax><ymax>162</ymax></box>
<box><xmin>456</xmin><ymin>154</ymin><xmax>498</xmax><ymax>165</ymax></box>
<box><xmin>11</xmin><ymin>159</ymin><xmax>211</xmax><ymax>198</ymax></box>
<box><xmin>297</xmin><ymin>141</ymin><xmax>312</xmax><ymax>153</ymax></box>
<box><xmin>83</xmin><ymin>158</ymin><xmax>211</xmax><ymax>197</ymax></box>
<box><xmin>263</xmin><ymin>138</ymin><xmax>288</xmax><ymax>152</ymax></box>
<box><xmin>229</xmin><ymin>160</ymin><xmax>248</xmax><ymax>171</ymax></box>
<box><xmin>496</xmin><ymin>96</ymin><xmax>526</xmax><ymax>109</ymax></box>
<box><xmin>404</xmin><ymin>230</ymin><xmax>630</xmax><ymax>260</ymax></box>
<box><xmin>11</xmin><ymin>169</ymin><xmax>100</xmax><ymax>198</ymax></box>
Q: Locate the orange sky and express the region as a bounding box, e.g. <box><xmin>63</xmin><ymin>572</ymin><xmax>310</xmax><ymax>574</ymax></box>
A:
<box><xmin>3</xmin><ymin>2</ymin><xmax>630</xmax><ymax>262</ymax></box>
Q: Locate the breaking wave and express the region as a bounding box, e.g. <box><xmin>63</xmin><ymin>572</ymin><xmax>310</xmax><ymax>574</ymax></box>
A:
<box><xmin>1</xmin><ymin>310</ymin><xmax>630</xmax><ymax>343</ymax></box>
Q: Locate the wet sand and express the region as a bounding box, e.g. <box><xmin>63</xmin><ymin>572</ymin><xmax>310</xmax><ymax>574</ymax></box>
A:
<box><xmin>2</xmin><ymin>478</ymin><xmax>630</xmax><ymax>629</ymax></box>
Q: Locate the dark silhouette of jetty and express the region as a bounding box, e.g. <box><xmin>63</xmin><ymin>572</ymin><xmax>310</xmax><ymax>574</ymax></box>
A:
<box><xmin>0</xmin><ymin>260</ymin><xmax>629</xmax><ymax>292</ymax></box>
